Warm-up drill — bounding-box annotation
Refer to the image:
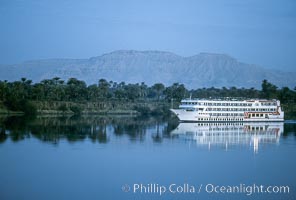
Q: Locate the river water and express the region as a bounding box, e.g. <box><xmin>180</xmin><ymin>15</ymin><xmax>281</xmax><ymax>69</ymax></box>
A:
<box><xmin>0</xmin><ymin>116</ymin><xmax>295</xmax><ymax>200</ymax></box>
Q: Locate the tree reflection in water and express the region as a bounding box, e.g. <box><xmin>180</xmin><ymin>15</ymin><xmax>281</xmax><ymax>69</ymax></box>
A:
<box><xmin>2</xmin><ymin>115</ymin><xmax>291</xmax><ymax>148</ymax></box>
<box><xmin>0</xmin><ymin>115</ymin><xmax>178</xmax><ymax>144</ymax></box>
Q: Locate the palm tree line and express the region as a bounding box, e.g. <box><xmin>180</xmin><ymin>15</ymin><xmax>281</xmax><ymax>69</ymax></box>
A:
<box><xmin>0</xmin><ymin>77</ymin><xmax>295</xmax><ymax>114</ymax></box>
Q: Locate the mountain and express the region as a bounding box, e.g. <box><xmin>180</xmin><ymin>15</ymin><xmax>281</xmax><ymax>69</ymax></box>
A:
<box><xmin>0</xmin><ymin>50</ymin><xmax>295</xmax><ymax>89</ymax></box>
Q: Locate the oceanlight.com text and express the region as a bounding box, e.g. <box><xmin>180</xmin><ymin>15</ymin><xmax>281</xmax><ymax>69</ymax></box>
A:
<box><xmin>121</xmin><ymin>183</ymin><xmax>290</xmax><ymax>196</ymax></box>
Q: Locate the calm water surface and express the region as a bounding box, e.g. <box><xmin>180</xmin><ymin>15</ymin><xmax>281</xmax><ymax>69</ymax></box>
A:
<box><xmin>0</xmin><ymin>116</ymin><xmax>296</xmax><ymax>200</ymax></box>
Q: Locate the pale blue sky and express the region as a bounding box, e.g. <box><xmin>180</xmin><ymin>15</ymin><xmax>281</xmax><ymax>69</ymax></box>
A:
<box><xmin>1</xmin><ymin>0</ymin><xmax>296</xmax><ymax>71</ymax></box>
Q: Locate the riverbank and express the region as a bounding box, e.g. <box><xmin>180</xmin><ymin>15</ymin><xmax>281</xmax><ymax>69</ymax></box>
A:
<box><xmin>0</xmin><ymin>100</ymin><xmax>171</xmax><ymax>116</ymax></box>
<box><xmin>282</xmin><ymin>103</ymin><xmax>296</xmax><ymax>119</ymax></box>
<box><xmin>0</xmin><ymin>103</ymin><xmax>24</xmax><ymax>116</ymax></box>
<box><xmin>1</xmin><ymin>100</ymin><xmax>296</xmax><ymax>119</ymax></box>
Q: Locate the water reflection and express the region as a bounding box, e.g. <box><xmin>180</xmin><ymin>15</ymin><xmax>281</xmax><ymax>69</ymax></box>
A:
<box><xmin>0</xmin><ymin>115</ymin><xmax>294</xmax><ymax>153</ymax></box>
<box><xmin>171</xmin><ymin>122</ymin><xmax>283</xmax><ymax>153</ymax></box>
<box><xmin>0</xmin><ymin>116</ymin><xmax>176</xmax><ymax>144</ymax></box>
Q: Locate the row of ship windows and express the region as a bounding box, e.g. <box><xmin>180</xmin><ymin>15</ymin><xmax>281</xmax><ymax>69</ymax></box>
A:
<box><xmin>199</xmin><ymin>113</ymin><xmax>268</xmax><ymax>117</ymax></box>
<box><xmin>208</xmin><ymin>126</ymin><xmax>265</xmax><ymax>131</ymax></box>
<box><xmin>182</xmin><ymin>102</ymin><xmax>277</xmax><ymax>106</ymax></box>
<box><xmin>248</xmin><ymin>113</ymin><xmax>266</xmax><ymax>118</ymax></box>
<box><xmin>208</xmin><ymin>127</ymin><xmax>242</xmax><ymax>131</ymax></box>
<box><xmin>198</xmin><ymin>118</ymin><xmax>244</xmax><ymax>121</ymax></box>
<box><xmin>195</xmin><ymin>123</ymin><xmax>243</xmax><ymax>126</ymax></box>
<box><xmin>183</xmin><ymin>102</ymin><xmax>251</xmax><ymax>106</ymax></box>
<box><xmin>206</xmin><ymin>108</ymin><xmax>276</xmax><ymax>112</ymax></box>
<box><xmin>205</xmin><ymin>113</ymin><xmax>245</xmax><ymax>116</ymax></box>
<box><xmin>194</xmin><ymin>124</ymin><xmax>266</xmax><ymax>131</ymax></box>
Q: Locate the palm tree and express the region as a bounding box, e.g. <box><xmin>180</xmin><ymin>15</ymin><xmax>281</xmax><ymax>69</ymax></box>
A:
<box><xmin>152</xmin><ymin>83</ymin><xmax>165</xmax><ymax>101</ymax></box>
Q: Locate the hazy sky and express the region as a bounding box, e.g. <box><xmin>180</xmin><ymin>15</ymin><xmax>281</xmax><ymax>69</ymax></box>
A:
<box><xmin>1</xmin><ymin>0</ymin><xmax>296</xmax><ymax>71</ymax></box>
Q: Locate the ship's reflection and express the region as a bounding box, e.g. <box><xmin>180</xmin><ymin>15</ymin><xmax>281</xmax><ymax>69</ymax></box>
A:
<box><xmin>170</xmin><ymin>122</ymin><xmax>283</xmax><ymax>153</ymax></box>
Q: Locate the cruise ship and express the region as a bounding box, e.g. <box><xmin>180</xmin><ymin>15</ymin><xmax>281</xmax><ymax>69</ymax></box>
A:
<box><xmin>170</xmin><ymin>98</ymin><xmax>284</xmax><ymax>122</ymax></box>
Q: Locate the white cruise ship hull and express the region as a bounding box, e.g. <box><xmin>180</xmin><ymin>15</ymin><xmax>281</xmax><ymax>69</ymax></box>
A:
<box><xmin>170</xmin><ymin>109</ymin><xmax>284</xmax><ymax>122</ymax></box>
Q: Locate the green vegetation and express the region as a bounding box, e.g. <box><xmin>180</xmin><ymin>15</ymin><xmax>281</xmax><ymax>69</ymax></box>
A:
<box><xmin>0</xmin><ymin>77</ymin><xmax>296</xmax><ymax>118</ymax></box>
<box><xmin>70</xmin><ymin>105</ymin><xmax>82</xmax><ymax>116</ymax></box>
